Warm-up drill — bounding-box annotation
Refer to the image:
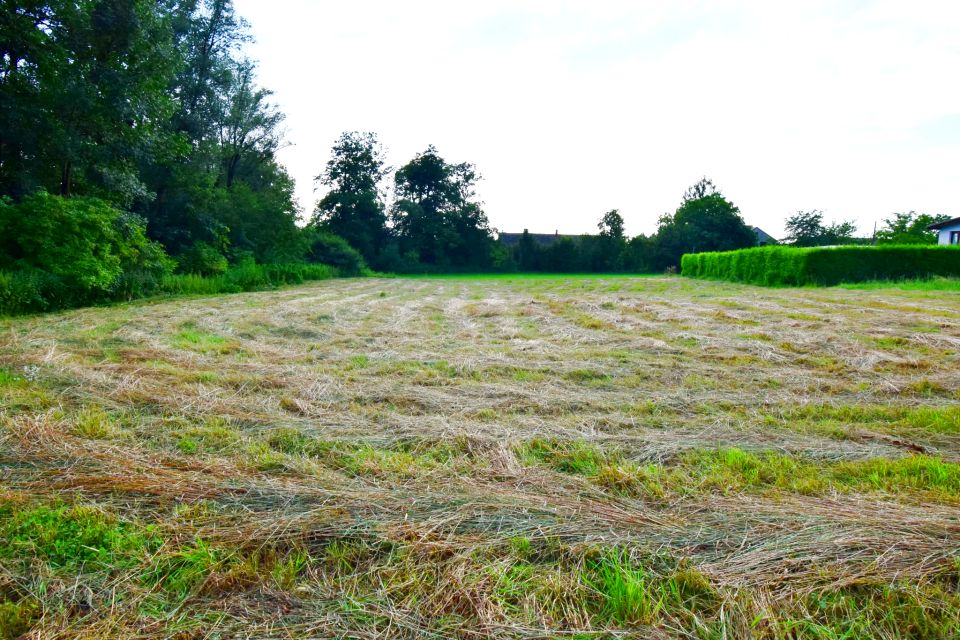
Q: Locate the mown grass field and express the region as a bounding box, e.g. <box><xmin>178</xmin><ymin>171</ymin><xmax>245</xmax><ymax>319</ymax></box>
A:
<box><xmin>1</xmin><ymin>275</ymin><xmax>959</xmax><ymax>638</ymax></box>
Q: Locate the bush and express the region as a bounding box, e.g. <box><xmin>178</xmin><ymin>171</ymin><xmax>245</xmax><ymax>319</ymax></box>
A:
<box><xmin>177</xmin><ymin>241</ymin><xmax>229</xmax><ymax>276</ymax></box>
<box><xmin>0</xmin><ymin>194</ymin><xmax>349</xmax><ymax>317</ymax></box>
<box><xmin>0</xmin><ymin>270</ymin><xmax>60</xmax><ymax>315</ymax></box>
<box><xmin>681</xmin><ymin>245</ymin><xmax>960</xmax><ymax>286</ymax></box>
<box><xmin>305</xmin><ymin>231</ymin><xmax>367</xmax><ymax>276</ymax></box>
<box><xmin>0</xmin><ymin>193</ymin><xmax>172</xmax><ymax>295</ymax></box>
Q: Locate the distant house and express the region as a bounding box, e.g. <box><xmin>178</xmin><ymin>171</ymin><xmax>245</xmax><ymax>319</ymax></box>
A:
<box><xmin>752</xmin><ymin>226</ymin><xmax>777</xmax><ymax>245</ymax></box>
<box><xmin>928</xmin><ymin>216</ymin><xmax>960</xmax><ymax>245</ymax></box>
<box><xmin>498</xmin><ymin>230</ymin><xmax>582</xmax><ymax>246</ymax></box>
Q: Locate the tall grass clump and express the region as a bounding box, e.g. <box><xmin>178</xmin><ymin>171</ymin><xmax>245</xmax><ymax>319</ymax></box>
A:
<box><xmin>160</xmin><ymin>262</ymin><xmax>339</xmax><ymax>297</ymax></box>
<box><xmin>0</xmin><ymin>262</ymin><xmax>341</xmax><ymax>315</ymax></box>
<box><xmin>682</xmin><ymin>245</ymin><xmax>960</xmax><ymax>286</ymax></box>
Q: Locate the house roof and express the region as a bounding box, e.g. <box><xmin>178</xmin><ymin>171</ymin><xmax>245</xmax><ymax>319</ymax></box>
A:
<box><xmin>927</xmin><ymin>216</ymin><xmax>960</xmax><ymax>230</ymax></box>
<box><xmin>751</xmin><ymin>226</ymin><xmax>777</xmax><ymax>244</ymax></box>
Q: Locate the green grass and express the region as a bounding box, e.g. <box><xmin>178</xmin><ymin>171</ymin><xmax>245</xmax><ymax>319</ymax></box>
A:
<box><xmin>779</xmin><ymin>580</ymin><xmax>960</xmax><ymax>639</ymax></box>
<box><xmin>839</xmin><ymin>277</ymin><xmax>960</xmax><ymax>291</ymax></box>
<box><xmin>141</xmin><ymin>539</ymin><xmax>225</xmax><ymax>601</ymax></box>
<box><xmin>587</xmin><ymin>550</ymin><xmax>660</xmax><ymax>625</ymax></box>
<box><xmin>0</xmin><ymin>599</ymin><xmax>40</xmax><ymax>640</ymax></box>
<box><xmin>0</xmin><ymin>502</ymin><xmax>159</xmax><ymax>570</ymax></box>
<box><xmin>172</xmin><ymin>329</ymin><xmax>241</xmax><ymax>354</ymax></box>
<box><xmin>3</xmin><ymin>275</ymin><xmax>960</xmax><ymax>637</ymax></box>
<box><xmin>0</xmin><ymin>368</ymin><xmax>23</xmax><ymax>386</ymax></box>
<box><xmin>405</xmin><ymin>272</ymin><xmax>660</xmax><ymax>281</ymax></box>
<box><xmin>515</xmin><ymin>438</ymin><xmax>608</xmax><ymax>476</ymax></box>
<box><xmin>777</xmin><ymin>403</ymin><xmax>960</xmax><ymax>435</ymax></box>
<box><xmin>513</xmin><ymin>439</ymin><xmax>960</xmax><ymax>502</ymax></box>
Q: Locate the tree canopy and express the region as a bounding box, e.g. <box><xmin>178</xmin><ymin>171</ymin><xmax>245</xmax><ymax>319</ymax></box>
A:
<box><xmin>876</xmin><ymin>212</ymin><xmax>949</xmax><ymax>245</ymax></box>
<box><xmin>1</xmin><ymin>0</ymin><xmax>299</xmax><ymax>267</ymax></box>
<box><xmin>312</xmin><ymin>132</ymin><xmax>390</xmax><ymax>265</ymax></box>
<box><xmin>783</xmin><ymin>210</ymin><xmax>857</xmax><ymax>247</ymax></box>
<box><xmin>650</xmin><ymin>178</ymin><xmax>756</xmax><ymax>269</ymax></box>
<box><xmin>389</xmin><ymin>146</ymin><xmax>496</xmax><ymax>269</ymax></box>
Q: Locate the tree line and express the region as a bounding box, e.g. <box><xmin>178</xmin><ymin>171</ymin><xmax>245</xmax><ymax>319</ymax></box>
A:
<box><xmin>1</xmin><ymin>0</ymin><xmax>337</xmax><ymax>279</ymax></box>
<box><xmin>310</xmin><ymin>135</ymin><xmax>761</xmax><ymax>273</ymax></box>
<box><xmin>1</xmin><ymin>1</ymin><xmax>949</xmax><ymax>295</ymax></box>
<box><xmin>311</xmin><ymin>131</ymin><xmax>949</xmax><ymax>274</ymax></box>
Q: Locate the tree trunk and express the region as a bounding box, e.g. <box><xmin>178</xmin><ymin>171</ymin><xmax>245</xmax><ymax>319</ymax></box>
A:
<box><xmin>225</xmin><ymin>153</ymin><xmax>240</xmax><ymax>188</ymax></box>
<box><xmin>60</xmin><ymin>161</ymin><xmax>72</xmax><ymax>196</ymax></box>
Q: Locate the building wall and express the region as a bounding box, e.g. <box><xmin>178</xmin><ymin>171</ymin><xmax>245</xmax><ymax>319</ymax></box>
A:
<box><xmin>937</xmin><ymin>223</ymin><xmax>960</xmax><ymax>245</ymax></box>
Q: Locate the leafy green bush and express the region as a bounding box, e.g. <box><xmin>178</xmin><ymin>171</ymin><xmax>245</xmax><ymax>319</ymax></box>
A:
<box><xmin>176</xmin><ymin>241</ymin><xmax>229</xmax><ymax>276</ymax></box>
<box><xmin>0</xmin><ymin>270</ymin><xmax>60</xmax><ymax>314</ymax></box>
<box><xmin>305</xmin><ymin>231</ymin><xmax>367</xmax><ymax>276</ymax></box>
<box><xmin>0</xmin><ymin>193</ymin><xmax>172</xmax><ymax>296</ymax></box>
<box><xmin>0</xmin><ymin>194</ymin><xmax>348</xmax><ymax>316</ymax></box>
<box><xmin>0</xmin><ymin>194</ymin><xmax>174</xmax><ymax>311</ymax></box>
<box><xmin>682</xmin><ymin>245</ymin><xmax>960</xmax><ymax>286</ymax></box>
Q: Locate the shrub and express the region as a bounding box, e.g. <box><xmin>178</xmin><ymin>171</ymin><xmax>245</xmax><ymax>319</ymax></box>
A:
<box><xmin>0</xmin><ymin>194</ymin><xmax>174</xmax><ymax>311</ymax></box>
<box><xmin>0</xmin><ymin>192</ymin><xmax>171</xmax><ymax>296</ymax></box>
<box><xmin>177</xmin><ymin>241</ymin><xmax>229</xmax><ymax>276</ymax></box>
<box><xmin>682</xmin><ymin>245</ymin><xmax>960</xmax><ymax>286</ymax></box>
<box><xmin>0</xmin><ymin>270</ymin><xmax>57</xmax><ymax>314</ymax></box>
<box><xmin>305</xmin><ymin>231</ymin><xmax>367</xmax><ymax>276</ymax></box>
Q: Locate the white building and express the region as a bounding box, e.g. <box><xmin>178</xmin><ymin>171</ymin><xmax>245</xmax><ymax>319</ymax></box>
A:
<box><xmin>928</xmin><ymin>217</ymin><xmax>960</xmax><ymax>245</ymax></box>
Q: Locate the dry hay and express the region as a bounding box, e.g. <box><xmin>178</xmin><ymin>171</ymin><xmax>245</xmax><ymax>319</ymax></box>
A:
<box><xmin>1</xmin><ymin>275</ymin><xmax>959</xmax><ymax>637</ymax></box>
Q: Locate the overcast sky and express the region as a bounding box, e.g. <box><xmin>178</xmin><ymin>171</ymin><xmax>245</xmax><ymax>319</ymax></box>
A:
<box><xmin>233</xmin><ymin>0</ymin><xmax>960</xmax><ymax>238</ymax></box>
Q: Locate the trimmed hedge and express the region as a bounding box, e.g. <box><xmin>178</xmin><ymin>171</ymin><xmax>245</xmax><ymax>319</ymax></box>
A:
<box><xmin>681</xmin><ymin>245</ymin><xmax>960</xmax><ymax>286</ymax></box>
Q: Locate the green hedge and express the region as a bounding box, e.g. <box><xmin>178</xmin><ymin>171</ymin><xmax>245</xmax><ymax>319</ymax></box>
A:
<box><xmin>681</xmin><ymin>245</ymin><xmax>960</xmax><ymax>286</ymax></box>
<box><xmin>1</xmin><ymin>263</ymin><xmax>339</xmax><ymax>316</ymax></box>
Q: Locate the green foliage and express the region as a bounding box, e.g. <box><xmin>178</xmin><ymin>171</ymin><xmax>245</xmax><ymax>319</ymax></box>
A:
<box><xmin>390</xmin><ymin>146</ymin><xmax>497</xmax><ymax>270</ymax></box>
<box><xmin>784</xmin><ymin>210</ymin><xmax>858</xmax><ymax>246</ymax></box>
<box><xmin>0</xmin><ymin>192</ymin><xmax>171</xmax><ymax>293</ymax></box>
<box><xmin>0</xmin><ymin>0</ymin><xmax>305</xmax><ymax>271</ymax></box>
<box><xmin>876</xmin><ymin>211</ymin><xmax>950</xmax><ymax>245</ymax></box>
<box><xmin>305</xmin><ymin>230</ymin><xmax>368</xmax><ymax>276</ymax></box>
<box><xmin>0</xmin><ymin>259</ymin><xmax>337</xmax><ymax>316</ymax></box>
<box><xmin>0</xmin><ymin>503</ymin><xmax>159</xmax><ymax>570</ymax></box>
<box><xmin>0</xmin><ymin>193</ymin><xmax>173</xmax><ymax>312</ymax></box>
<box><xmin>160</xmin><ymin>262</ymin><xmax>337</xmax><ymax>297</ymax></box>
<box><xmin>312</xmin><ymin>132</ymin><xmax>390</xmax><ymax>265</ymax></box>
<box><xmin>0</xmin><ymin>0</ymin><xmax>176</xmax><ymax>202</ymax></box>
<box><xmin>0</xmin><ymin>270</ymin><xmax>61</xmax><ymax>315</ymax></box>
<box><xmin>177</xmin><ymin>241</ymin><xmax>229</xmax><ymax>276</ymax></box>
<box><xmin>501</xmin><ymin>180</ymin><xmax>755</xmax><ymax>274</ymax></box>
<box><xmin>650</xmin><ymin>178</ymin><xmax>756</xmax><ymax>270</ymax></box>
<box><xmin>682</xmin><ymin>245</ymin><xmax>960</xmax><ymax>286</ymax></box>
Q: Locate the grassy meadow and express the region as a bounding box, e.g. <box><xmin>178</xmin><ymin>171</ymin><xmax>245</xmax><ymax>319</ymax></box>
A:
<box><xmin>1</xmin><ymin>275</ymin><xmax>959</xmax><ymax>638</ymax></box>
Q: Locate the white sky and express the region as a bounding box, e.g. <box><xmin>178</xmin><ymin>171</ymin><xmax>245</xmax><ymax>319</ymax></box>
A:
<box><xmin>234</xmin><ymin>0</ymin><xmax>960</xmax><ymax>238</ymax></box>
